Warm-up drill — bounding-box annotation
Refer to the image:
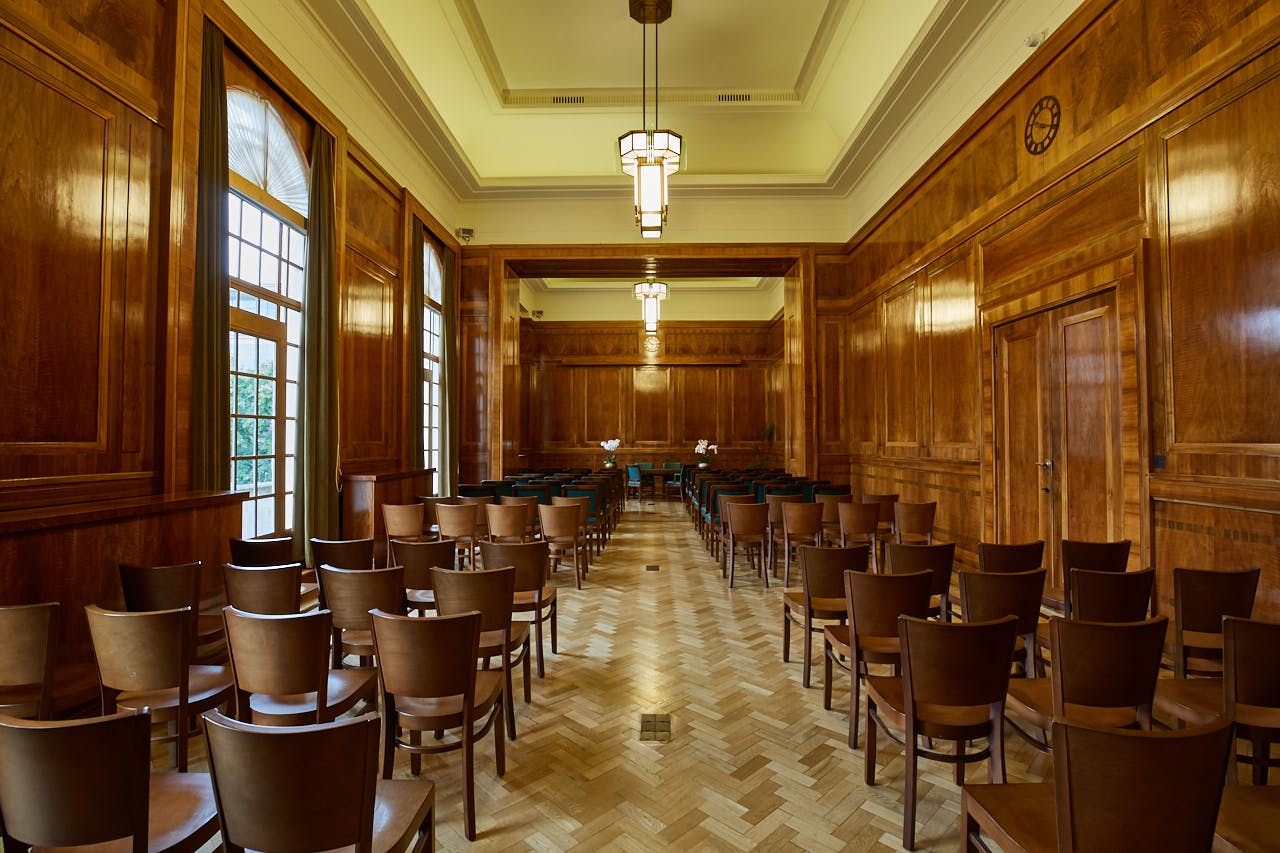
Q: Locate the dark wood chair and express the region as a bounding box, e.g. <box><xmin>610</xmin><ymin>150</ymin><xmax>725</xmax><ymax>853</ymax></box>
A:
<box><xmin>962</xmin><ymin>718</ymin><xmax>1232</xmax><ymax>853</ymax></box>
<box><xmin>892</xmin><ymin>500</ymin><xmax>936</xmax><ymax>545</ymax></box>
<box><xmin>1057</xmin><ymin>538</ymin><xmax>1131</xmax><ymax>616</ymax></box>
<box><xmin>0</xmin><ymin>709</ymin><xmax>219</xmax><ymax>852</ymax></box>
<box><xmin>886</xmin><ymin>541</ymin><xmax>957</xmax><ymax>621</ymax></box>
<box><xmin>865</xmin><ymin>613</ymin><xmax>1018</xmax><ymax>850</ymax></box>
<box><xmin>1172</xmin><ymin>566</ymin><xmax>1260</xmax><ymax>678</ymax></box>
<box><xmin>861</xmin><ymin>491</ymin><xmax>899</xmax><ymax>566</ymax></box>
<box><xmin>480</xmin><ymin>540</ymin><xmax>557</xmax><ymax>678</ymax></box>
<box><xmin>223</xmin><ymin>605</ymin><xmax>376</xmax><ymax>725</ymax></box>
<box><xmin>382</xmin><ymin>502</ymin><xmax>427</xmax><ymax>564</ymax></box>
<box><xmin>203</xmin><ymin>709</ymin><xmax>434</xmax><ymax>852</ymax></box>
<box><xmin>1070</xmin><ymin>566</ymin><xmax>1154</xmax><ymax>622</ymax></box>
<box><xmin>815</xmin><ymin>491</ymin><xmax>852</xmax><ymax>542</ymax></box>
<box><xmin>0</xmin><ymin>601</ymin><xmax>58</xmax><ymax>720</ymax></box>
<box><xmin>431</xmin><ymin>566</ymin><xmax>530</xmax><ymax>741</ymax></box>
<box><xmin>85</xmin><ymin>604</ymin><xmax>233</xmax><ymax>772</ymax></box>
<box><xmin>976</xmin><ymin>540</ymin><xmax>1044</xmax><ymax>573</ymax></box>
<box><xmin>538</xmin><ymin>503</ymin><xmax>586</xmax><ymax>590</ymax></box>
<box><xmin>784</xmin><ymin>545</ymin><xmax>866</xmax><ymax>688</ymax></box>
<box><xmin>775</xmin><ymin>500</ymin><xmax>824</xmax><ymax>587</ymax></box>
<box><xmin>316</xmin><ymin>565</ymin><xmax>406</xmax><ymax>668</ymax></box>
<box><xmin>836</xmin><ymin>501</ymin><xmax>881</xmax><ymax>571</ymax></box>
<box><xmin>823</xmin><ymin>569</ymin><xmax>933</xmax><ymax>750</ymax></box>
<box><xmin>1005</xmin><ymin>616</ymin><xmax>1167</xmax><ymax>751</ymax></box>
<box><xmin>435</xmin><ymin>503</ymin><xmax>482</xmax><ymax>569</ymax></box>
<box><xmin>118</xmin><ymin>560</ymin><xmax>224</xmax><ymax>661</ymax></box>
<box><xmin>958</xmin><ymin>568</ymin><xmax>1046</xmax><ymax>676</ymax></box>
<box><xmin>1224</xmin><ymin>615</ymin><xmax>1280</xmax><ymax>785</ymax></box>
<box><xmin>370</xmin><ymin>609</ymin><xmax>503</xmax><ymax>841</ymax></box>
<box><xmin>394</xmin><ymin>537</ymin><xmax>457</xmax><ymax>615</ymax></box>
<box><xmin>229</xmin><ymin>535</ymin><xmax>294</xmax><ymax>566</ymax></box>
<box><xmin>310</xmin><ymin>537</ymin><xmax>376</xmax><ymax>572</ymax></box>
<box><xmin>485</xmin><ymin>502</ymin><xmax>531</xmax><ymax>544</ymax></box>
<box><xmin>1217</xmin><ymin>783</ymin><xmax>1280</xmax><ymax>852</ymax></box>
<box><xmin>725</xmin><ymin>501</ymin><xmax>770</xmax><ymax>588</ymax></box>
<box><xmin>222</xmin><ymin>562</ymin><xmax>303</xmax><ymax>614</ymax></box>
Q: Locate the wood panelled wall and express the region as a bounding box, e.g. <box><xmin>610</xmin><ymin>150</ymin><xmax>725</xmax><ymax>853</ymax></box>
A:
<box><xmin>515</xmin><ymin>320</ymin><xmax>784</xmax><ymax>472</ymax></box>
<box><xmin>821</xmin><ymin>0</ymin><xmax>1280</xmax><ymax>617</ymax></box>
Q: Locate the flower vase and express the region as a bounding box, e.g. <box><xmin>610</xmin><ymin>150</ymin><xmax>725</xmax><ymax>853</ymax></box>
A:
<box><xmin>603</xmin><ymin>462</ymin><xmax>615</xmax><ymax>468</ymax></box>
<box><xmin>697</xmin><ymin>461</ymin><xmax>709</xmax><ymax>468</ymax></box>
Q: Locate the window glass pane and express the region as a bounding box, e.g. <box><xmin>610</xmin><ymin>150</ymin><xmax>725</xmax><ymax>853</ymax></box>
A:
<box><xmin>258</xmin><ymin>340</ymin><xmax>276</xmax><ymax>377</ymax></box>
<box><xmin>241</xmin><ymin>500</ymin><xmax>256</xmax><ymax>535</ymax></box>
<box><xmin>260</xmin><ymin>255</ymin><xmax>279</xmax><ymax>290</ymax></box>
<box><xmin>285</xmin><ymin>381</ymin><xmax>297</xmax><ymax>419</ymax></box>
<box><xmin>286</xmin><ymin>310</ymin><xmax>301</xmax><ymax>346</ymax></box>
<box><xmin>238</xmin><ymin>244</ymin><xmax>259</xmax><ymax>285</ymax></box>
<box><xmin>256</xmin><ymin>458</ymin><xmax>274</xmax><ymax>489</ymax></box>
<box><xmin>257</xmin><ymin>378</ymin><xmax>275</xmax><ymax>415</ymax></box>
<box><xmin>227</xmin><ymin>237</ymin><xmax>241</xmax><ymax>279</ymax></box>
<box><xmin>240</xmin><ymin>203</ymin><xmax>261</xmax><ymax>243</ymax></box>
<box><xmin>288</xmin><ymin>265</ymin><xmax>304</xmax><ymax>301</ymax></box>
<box><xmin>258</xmin><ymin>300</ymin><xmax>276</xmax><ymax>320</ymax></box>
<box><xmin>235</xmin><ymin>376</ymin><xmax>256</xmax><ymax>415</ymax></box>
<box><xmin>227</xmin><ymin>194</ymin><xmax>241</xmax><ymax>234</ymax></box>
<box><xmin>234</xmin><ymin>459</ymin><xmax>253</xmax><ymax>491</ymax></box>
<box><xmin>283</xmin><ymin>494</ymin><xmax>294</xmax><ymax>529</ymax></box>
<box><xmin>260</xmin><ymin>216</ymin><xmax>280</xmax><ymax>257</ymax></box>
<box><xmin>235</xmin><ymin>417</ymin><xmax>254</xmax><ymax>456</ymax></box>
<box><xmin>256</xmin><ymin>419</ymin><xmax>274</xmax><ymax>457</ymax></box>
<box><xmin>256</xmin><ymin>497</ymin><xmax>274</xmax><ymax>533</ymax></box>
<box><xmin>290</xmin><ymin>230</ymin><xmax>306</xmax><ymax>266</ymax></box>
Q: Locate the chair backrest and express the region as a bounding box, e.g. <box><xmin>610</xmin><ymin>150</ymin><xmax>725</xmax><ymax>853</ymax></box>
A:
<box><xmin>0</xmin><ymin>602</ymin><xmax>59</xmax><ymax>720</ymax></box>
<box><xmin>799</xmin><ymin>545</ymin><xmax>869</xmax><ymax>601</ymax></box>
<box><xmin>381</xmin><ymin>503</ymin><xmax>425</xmax><ymax>540</ymax></box>
<box><xmin>421</xmin><ymin>496</ymin><xmax>453</xmax><ymax>527</ymax></box>
<box><xmin>715</xmin><ymin>491</ymin><xmax>753</xmax><ymax>522</ymax></box>
<box><xmin>564</xmin><ymin>487</ymin><xmax>600</xmax><ymax>518</ymax></box>
<box><xmin>457</xmin><ymin>483</ymin><xmax>496</xmax><ymax>498</ymax></box>
<box><xmin>1061</xmin><ymin>538</ymin><xmax>1131</xmax><ymax>611</ymax></box>
<box><xmin>223</xmin><ymin>607</ymin><xmax>332</xmax><ymax>721</ymax></box>
<box><xmin>727</xmin><ymin>501</ymin><xmax>770</xmax><ymax>537</ymax></box>
<box><xmin>1070</xmin><ymin>568</ymin><xmax>1153</xmax><ymax>622</ymax></box>
<box><xmin>1052</xmin><ymin>718</ymin><xmax>1232</xmax><ymax>851</ymax></box>
<box><xmin>781</xmin><ymin>501</ymin><xmax>824</xmax><ymax>536</ymax></box>
<box><xmin>435</xmin><ymin>503</ymin><xmax>479</xmax><ymax>540</ymax></box>
<box><xmin>229</xmin><ymin>536</ymin><xmax>294</xmax><ymax>567</ymax></box>
<box><xmin>958</xmin><ymin>569</ymin><xmax>1046</xmax><ymax>636</ymax></box>
<box><xmin>899</xmin><ymin>614</ymin><xmax>1017</xmax><ymax>716</ymax></box>
<box><xmin>371</xmin><ymin>609</ymin><xmax>480</xmax><ymax>708</ymax></box>
<box><xmin>845</xmin><ymin>569</ymin><xmax>933</xmax><ymax>642</ymax></box>
<box><xmin>1174</xmin><ymin>566</ymin><xmax>1260</xmax><ymax>634</ymax></box>
<box><xmin>118</xmin><ymin>560</ymin><xmax>203</xmax><ymax>617</ymax></box>
<box><xmin>861</xmin><ymin>492</ymin><xmax>899</xmax><ymax>528</ymax></box>
<box><xmin>893</xmin><ymin>501</ymin><xmax>937</xmax><ymax>544</ymax></box>
<box><xmin>553</xmin><ymin>494</ymin><xmax>591</xmax><ymax>527</ymax></box>
<box><xmin>390</xmin><ymin>538</ymin><xmax>456</xmax><ymax>591</ymax></box>
<box><xmin>1223</xmin><ymin>616</ymin><xmax>1280</xmax><ymax>714</ymax></box>
<box><xmin>457</xmin><ymin>494</ymin><xmax>495</xmax><ymax>508</ymax></box>
<box><xmin>1049</xmin><ymin>616</ymin><xmax>1167</xmax><ymax>727</ymax></box>
<box><xmin>309</xmin><ymin>538</ymin><xmax>374</xmax><ymax>571</ymax></box>
<box><xmin>977</xmin><ymin>540</ymin><xmax>1045</xmax><ymax>573</ymax></box>
<box><xmin>222</xmin><ymin>563</ymin><xmax>302</xmax><ymax>614</ymax></box>
<box><xmin>765</xmin><ymin>492</ymin><xmax>803</xmax><ymax>523</ymax></box>
<box><xmin>886</xmin><ymin>542</ymin><xmax>955</xmax><ymax>597</ymax></box>
<box><xmin>486</xmin><ymin>502</ymin><xmax>530</xmax><ymax>540</ymax></box>
<box><xmin>500</xmin><ymin>494</ymin><xmax>541</xmax><ymax>530</ymax></box>
<box><xmin>0</xmin><ymin>710</ymin><xmax>152</xmax><ymax>851</ymax></box>
<box><xmin>316</xmin><ymin>566</ymin><xmax>405</xmax><ymax>632</ymax></box>
<box><xmin>815</xmin><ymin>492</ymin><xmax>853</xmax><ymax>524</ymax></box>
<box><xmin>85</xmin><ymin>605</ymin><xmax>188</xmax><ymax>695</ymax></box>
<box><xmin>203</xmin><ymin>710</ymin><xmax>383</xmax><ymax>851</ymax></box>
<box><xmin>837</xmin><ymin>501</ymin><xmax>880</xmax><ymax>543</ymax></box>
<box><xmin>479</xmin><ymin>540</ymin><xmax>550</xmax><ymax>593</ymax></box>
<box><xmin>537</xmin><ymin>502</ymin><xmax>580</xmax><ymax>540</ymax></box>
<box><xmin>431</xmin><ymin>566</ymin><xmax>516</xmax><ymax>634</ymax></box>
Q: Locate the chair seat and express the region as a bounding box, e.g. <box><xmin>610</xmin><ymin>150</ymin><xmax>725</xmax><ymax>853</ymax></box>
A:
<box><xmin>116</xmin><ymin>665</ymin><xmax>233</xmax><ymax>719</ymax></box>
<box><xmin>1006</xmin><ymin>678</ymin><xmax>1143</xmax><ymax>731</ymax></box>
<box><xmin>372</xmin><ymin>778</ymin><xmax>435</xmax><ymax>853</ymax></box>
<box><xmin>1237</xmin><ymin>702</ymin><xmax>1280</xmax><ymax>729</ymax></box>
<box><xmin>962</xmin><ymin>781</ymin><xmax>1056</xmax><ymax>853</ymax></box>
<box><xmin>824</xmin><ymin>624</ymin><xmax>851</xmax><ymax>656</ymax></box>
<box><xmin>1153</xmin><ymin>678</ymin><xmax>1222</xmax><ymax>725</ymax></box>
<box><xmin>395</xmin><ymin>671</ymin><xmax>505</xmax><ymax>731</ymax></box>
<box><xmin>196</xmin><ymin>613</ymin><xmax>224</xmax><ymax>644</ymax></box>
<box><xmin>867</xmin><ymin>675</ymin><xmax>996</xmax><ymax>735</ymax></box>
<box><xmin>248</xmin><ymin>669</ymin><xmax>377</xmax><ymax>725</ymax></box>
<box><xmin>513</xmin><ymin>587</ymin><xmax>556</xmax><ymax>611</ymax></box>
<box><xmin>1216</xmin><ymin>784</ymin><xmax>1280</xmax><ymax>853</ymax></box>
<box><xmin>1182</xmin><ymin>629</ymin><xmax>1224</xmax><ymax>651</ymax></box>
<box><xmin>783</xmin><ymin>591</ymin><xmax>844</xmax><ymax>620</ymax></box>
<box><xmin>478</xmin><ymin>623</ymin><xmax>532</xmax><ymax>658</ymax></box>
<box><xmin>339</xmin><ymin>628</ymin><xmax>374</xmax><ymax>658</ymax></box>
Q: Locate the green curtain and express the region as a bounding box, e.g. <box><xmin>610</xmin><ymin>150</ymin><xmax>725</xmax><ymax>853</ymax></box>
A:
<box><xmin>191</xmin><ymin>21</ymin><xmax>230</xmax><ymax>492</ymax></box>
<box><xmin>296</xmin><ymin>127</ymin><xmax>340</xmax><ymax>555</ymax></box>
<box><xmin>408</xmin><ymin>220</ymin><xmax>425</xmax><ymax>469</ymax></box>
<box><xmin>439</xmin><ymin>243</ymin><xmax>458</xmax><ymax>497</ymax></box>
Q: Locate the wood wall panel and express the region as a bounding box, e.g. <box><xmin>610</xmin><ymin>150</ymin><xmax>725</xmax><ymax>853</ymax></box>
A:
<box><xmin>343</xmin><ymin>156</ymin><xmax>401</xmax><ymax>270</ymax></box>
<box><xmin>848</xmin><ymin>302</ymin><xmax>880</xmax><ymax>457</ymax></box>
<box><xmin>632</xmin><ymin>366</ymin><xmax>671</xmax><ymax>444</ymax></box>
<box><xmin>728</xmin><ymin>366</ymin><xmax>767</xmax><ymax>446</ymax></box>
<box><xmin>882</xmin><ymin>278</ymin><xmax>921</xmax><ymax>453</ymax></box>
<box><xmin>851</xmin><ymin>460</ymin><xmax>983</xmax><ymax>569</ymax></box>
<box><xmin>339</xmin><ymin>249</ymin><xmax>400</xmax><ymax>469</ymax></box>
<box><xmin>817</xmin><ymin>315</ymin><xmax>848</xmax><ymax>455</ymax></box>
<box><xmin>584</xmin><ymin>368</ymin><xmax>626</xmax><ymax>444</ymax></box>
<box><xmin>926</xmin><ymin>255</ymin><xmax>978</xmax><ymax>457</ymax></box>
<box><xmin>538</xmin><ymin>367</ymin><xmax>578</xmax><ymax>445</ymax></box>
<box><xmin>679</xmin><ymin>368</ymin><xmax>722</xmax><ymax>448</ymax></box>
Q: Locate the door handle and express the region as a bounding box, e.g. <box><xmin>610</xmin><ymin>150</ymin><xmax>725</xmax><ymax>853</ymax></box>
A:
<box><xmin>1035</xmin><ymin>459</ymin><xmax>1054</xmax><ymax>471</ymax></box>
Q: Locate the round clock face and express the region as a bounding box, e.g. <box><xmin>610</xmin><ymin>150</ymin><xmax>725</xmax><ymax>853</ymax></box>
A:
<box><xmin>1024</xmin><ymin>95</ymin><xmax>1061</xmax><ymax>155</ymax></box>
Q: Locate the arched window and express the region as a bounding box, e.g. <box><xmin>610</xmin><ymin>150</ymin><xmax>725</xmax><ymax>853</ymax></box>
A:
<box><xmin>423</xmin><ymin>240</ymin><xmax>444</xmax><ymax>472</ymax></box>
<box><xmin>226</xmin><ymin>87</ymin><xmax>308</xmax><ymax>538</ymax></box>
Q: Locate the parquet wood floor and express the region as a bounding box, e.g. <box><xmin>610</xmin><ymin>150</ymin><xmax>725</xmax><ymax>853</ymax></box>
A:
<box><xmin>182</xmin><ymin>498</ymin><xmax>1053</xmax><ymax>850</ymax></box>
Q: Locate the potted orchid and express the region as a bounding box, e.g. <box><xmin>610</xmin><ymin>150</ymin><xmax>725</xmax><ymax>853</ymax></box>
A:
<box><xmin>694</xmin><ymin>439</ymin><xmax>718</xmax><ymax>467</ymax></box>
<box><xmin>600</xmin><ymin>438</ymin><xmax>621</xmax><ymax>467</ymax></box>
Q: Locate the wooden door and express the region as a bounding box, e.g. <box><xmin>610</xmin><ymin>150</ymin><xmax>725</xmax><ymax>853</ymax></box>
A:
<box><xmin>995</xmin><ymin>290</ymin><xmax>1124</xmax><ymax>601</ymax></box>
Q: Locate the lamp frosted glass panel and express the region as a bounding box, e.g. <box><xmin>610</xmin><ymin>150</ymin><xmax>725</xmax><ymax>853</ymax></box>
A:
<box><xmin>638</xmin><ymin>163</ymin><xmax>665</xmax><ymax>217</ymax></box>
<box><xmin>643</xmin><ymin>296</ymin><xmax>661</xmax><ymax>328</ymax></box>
<box><xmin>642</xmin><ymin>229</ymin><xmax>662</xmax><ymax>238</ymax></box>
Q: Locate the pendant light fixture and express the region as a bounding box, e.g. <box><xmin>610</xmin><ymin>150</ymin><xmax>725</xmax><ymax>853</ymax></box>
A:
<box><xmin>618</xmin><ymin>0</ymin><xmax>682</xmax><ymax>239</ymax></box>
<box><xmin>634</xmin><ymin>278</ymin><xmax>668</xmax><ymax>332</ymax></box>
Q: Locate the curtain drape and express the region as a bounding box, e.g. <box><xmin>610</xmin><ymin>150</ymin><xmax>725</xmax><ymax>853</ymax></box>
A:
<box><xmin>191</xmin><ymin>21</ymin><xmax>230</xmax><ymax>492</ymax></box>
<box><xmin>296</xmin><ymin>127</ymin><xmax>340</xmax><ymax>557</ymax></box>
<box><xmin>439</xmin><ymin>243</ymin><xmax>458</xmax><ymax>497</ymax></box>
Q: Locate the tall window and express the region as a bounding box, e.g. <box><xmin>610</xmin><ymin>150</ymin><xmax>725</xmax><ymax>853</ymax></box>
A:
<box><xmin>226</xmin><ymin>88</ymin><xmax>308</xmax><ymax>538</ymax></box>
<box><xmin>423</xmin><ymin>242</ymin><xmax>444</xmax><ymax>473</ymax></box>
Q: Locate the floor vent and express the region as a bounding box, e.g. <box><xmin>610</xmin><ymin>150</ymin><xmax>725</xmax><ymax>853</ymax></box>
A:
<box><xmin>640</xmin><ymin>713</ymin><xmax>671</xmax><ymax>742</ymax></box>
<box><xmin>645</xmin><ymin>564</ymin><xmax>660</xmax><ymax>572</ymax></box>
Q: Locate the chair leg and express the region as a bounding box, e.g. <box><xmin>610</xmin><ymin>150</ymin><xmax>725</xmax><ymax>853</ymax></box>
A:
<box><xmin>463</xmin><ymin>724</ymin><xmax>476</xmax><ymax>841</ymax></box>
<box><xmin>382</xmin><ymin>714</ymin><xmax>396</xmax><ymax>779</ymax></box>
<box><xmin>782</xmin><ymin>606</ymin><xmax>791</xmax><ymax>663</ymax></box>
<box><xmin>522</xmin><ymin>639</ymin><xmax>532</xmax><ymax>704</ymax></box>
<box><xmin>955</xmin><ymin>738</ymin><xmax>966</xmax><ymax>785</ymax></box>
<box><xmin>864</xmin><ymin>698</ymin><xmax>877</xmax><ymax>783</ymax></box>
<box><xmin>504</xmin><ymin>658</ymin><xmax>517</xmax><ymax>741</ymax></box>
<box><xmin>822</xmin><ymin>640</ymin><xmax>833</xmax><ymax>710</ymax></box>
<box><xmin>989</xmin><ymin>714</ymin><xmax>1007</xmax><ymax>784</ymax></box>
<box><xmin>904</xmin><ymin>730</ymin><xmax>918</xmax><ymax>850</ymax></box>
<box><xmin>533</xmin><ymin>611</ymin><xmax>546</xmax><ymax>678</ymax></box>
<box><xmin>410</xmin><ymin>729</ymin><xmax>422</xmax><ymax>776</ymax></box>
<box><xmin>550</xmin><ymin>602</ymin><xmax>558</xmax><ymax>655</ymax></box>
<box><xmin>802</xmin><ymin>612</ymin><xmax>813</xmax><ymax>688</ymax></box>
<box><xmin>850</xmin><ymin>663</ymin><xmax>862</xmax><ymax>750</ymax></box>
<box><xmin>494</xmin><ymin>702</ymin><xmax>506</xmax><ymax>776</ymax></box>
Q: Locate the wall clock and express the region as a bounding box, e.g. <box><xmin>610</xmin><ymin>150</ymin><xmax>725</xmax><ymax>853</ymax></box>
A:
<box><xmin>1024</xmin><ymin>95</ymin><xmax>1061</xmax><ymax>155</ymax></box>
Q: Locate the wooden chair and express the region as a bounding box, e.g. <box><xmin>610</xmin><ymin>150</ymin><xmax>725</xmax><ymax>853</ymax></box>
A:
<box><xmin>1057</xmin><ymin>538</ymin><xmax>1131</xmax><ymax>615</ymax></box>
<box><xmin>861</xmin><ymin>491</ymin><xmax>899</xmax><ymax>563</ymax></box>
<box><xmin>485</xmin><ymin>501</ymin><xmax>531</xmax><ymax>544</ymax></box>
<box><xmin>783</xmin><ymin>545</ymin><xmax>866</xmax><ymax>688</ymax></box>
<box><xmin>480</xmin><ymin>540</ymin><xmax>556</xmax><ymax>678</ymax></box>
<box><xmin>713</xmin><ymin>492</ymin><xmax>755</xmax><ymax>565</ymax></box>
<box><xmin>431</xmin><ymin>566</ymin><xmax>530</xmax><ymax>741</ymax></box>
<box><xmin>865</xmin><ymin>614</ymin><xmax>1017</xmax><ymax>850</ymax></box>
<box><xmin>371</xmin><ymin>609</ymin><xmax>503</xmax><ymax>841</ymax></box>
<box><xmin>1224</xmin><ymin>615</ymin><xmax>1280</xmax><ymax>785</ymax></box>
<box><xmin>222</xmin><ymin>562</ymin><xmax>303</xmax><ymax>614</ymax></box>
<box><xmin>203</xmin><ymin>709</ymin><xmax>434</xmax><ymax>852</ymax></box>
<box><xmin>1217</xmin><ymin>782</ymin><xmax>1280</xmax><ymax>851</ymax></box>
<box><xmin>958</xmin><ymin>568</ymin><xmax>1046</xmax><ymax>676</ymax></box>
<box><xmin>223</xmin><ymin>605</ymin><xmax>376</xmax><ymax>726</ymax></box>
<box><xmin>118</xmin><ymin>560</ymin><xmax>224</xmax><ymax>660</ymax></box>
<box><xmin>310</xmin><ymin>537</ymin><xmax>375</xmax><ymax>572</ymax></box>
<box><xmin>0</xmin><ymin>709</ymin><xmax>219</xmax><ymax>852</ymax></box>
<box><xmin>961</xmin><ymin>718</ymin><xmax>1232</xmax><ymax>853</ymax></box>
<box><xmin>837</xmin><ymin>501</ymin><xmax>881</xmax><ymax>570</ymax></box>
<box><xmin>823</xmin><ymin>569</ymin><xmax>933</xmax><ymax>750</ymax></box>
<box><xmin>382</xmin><ymin>502</ymin><xmax>426</xmax><ymax>564</ymax></box>
<box><xmin>815</xmin><ymin>492</ymin><xmax>853</xmax><ymax>542</ymax></box>
<box><xmin>886</xmin><ymin>541</ymin><xmax>957</xmax><ymax>621</ymax></box>
<box><xmin>316</xmin><ymin>565</ymin><xmax>406</xmax><ymax>668</ymax></box>
<box><xmin>1070</xmin><ymin>566</ymin><xmax>1154</xmax><ymax>621</ymax></box>
<box><xmin>0</xmin><ymin>601</ymin><xmax>58</xmax><ymax>719</ymax></box>
<box><xmin>765</xmin><ymin>492</ymin><xmax>803</xmax><ymax>574</ymax></box>
<box><xmin>976</xmin><ymin>540</ymin><xmax>1044</xmax><ymax>573</ymax></box>
<box><xmin>1172</xmin><ymin>566</ymin><xmax>1260</xmax><ymax>677</ymax></box>
<box><xmin>539</xmin><ymin>503</ymin><xmax>587</xmax><ymax>590</ymax></box>
<box><xmin>893</xmin><ymin>500</ymin><xmax>936</xmax><ymax>544</ymax></box>
<box><xmin>499</xmin><ymin>493</ymin><xmax>541</xmax><ymax>539</ymax></box>
<box><xmin>458</xmin><ymin>494</ymin><xmax>495</xmax><ymax>541</ymax></box>
<box><xmin>84</xmin><ymin>604</ymin><xmax>233</xmax><ymax>772</ymax></box>
<box><xmin>725</xmin><ymin>501</ymin><xmax>770</xmax><ymax>588</ymax></box>
<box><xmin>775</xmin><ymin>501</ymin><xmax>824</xmax><ymax>587</ymax></box>
<box><xmin>229</xmin><ymin>535</ymin><xmax>294</xmax><ymax>566</ymax></box>
<box><xmin>436</xmin><ymin>503</ymin><xmax>480</xmax><ymax>569</ymax></box>
<box><xmin>1005</xmin><ymin>616</ymin><xmax>1167</xmax><ymax>751</ymax></box>
<box><xmin>553</xmin><ymin>495</ymin><xmax>595</xmax><ymax>567</ymax></box>
<box><xmin>394</xmin><ymin>537</ymin><xmax>457</xmax><ymax>615</ymax></box>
